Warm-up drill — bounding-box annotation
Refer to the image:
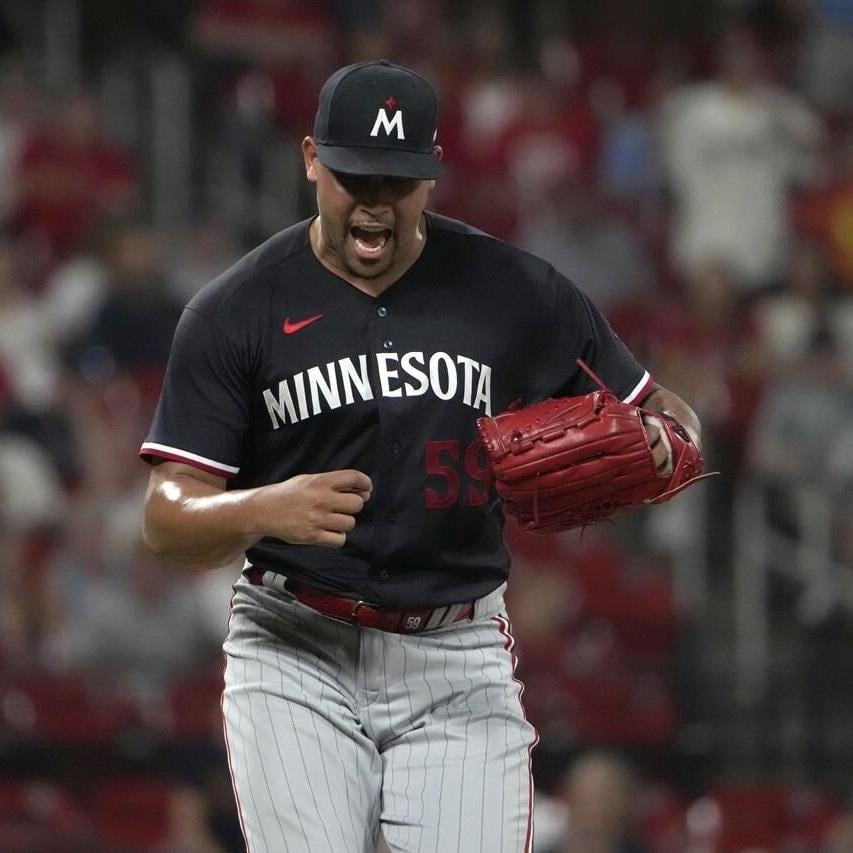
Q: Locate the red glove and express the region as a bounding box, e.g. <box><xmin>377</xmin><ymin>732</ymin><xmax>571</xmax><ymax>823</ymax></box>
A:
<box><xmin>477</xmin><ymin>390</ymin><xmax>709</xmax><ymax>533</ymax></box>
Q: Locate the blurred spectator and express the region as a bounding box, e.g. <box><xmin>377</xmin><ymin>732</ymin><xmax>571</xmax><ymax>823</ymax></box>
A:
<box><xmin>46</xmin><ymin>532</ymin><xmax>224</xmax><ymax>701</ymax></box>
<box><xmin>0</xmin><ymin>432</ymin><xmax>65</xmax><ymax>669</ymax></box>
<box><xmin>588</xmin><ymin>28</ymin><xmax>684</xmax><ymax>209</ymax></box>
<box><xmin>646</xmin><ymin>262</ymin><xmax>766</xmax><ymax>567</ymax></box>
<box><xmin>799</xmin><ymin>0</ymin><xmax>853</xmax><ymax>119</ymax></box>
<box><xmin>373</xmin><ymin>0</ymin><xmax>436</xmax><ymax>68</ymax></box>
<box><xmin>596</xmin><ymin>74</ymin><xmax>665</xmax><ymax>204</ymax></box>
<box><xmin>794</xmin><ymin>126</ymin><xmax>853</xmax><ymax>290</ymax></box>
<box><xmin>826</xmin><ymin>799</ymin><xmax>853</xmax><ymax>852</ymax></box>
<box><xmin>69</xmin><ymin>222</ymin><xmax>182</xmax><ymax>378</ymax></box>
<box><xmin>661</xmin><ymin>26</ymin><xmax>824</xmax><ymax>293</ymax></box>
<box><xmin>63</xmin><ymin>371</ymin><xmax>161</xmax><ymax>512</ymax></box>
<box><xmin>439</xmin><ymin>5</ymin><xmax>525</xmax><ymax>238</ymax></box>
<box><xmin>454</xmin><ymin>4</ymin><xmax>523</xmax><ymax>163</ymax></box>
<box><xmin>648</xmin><ymin>262</ymin><xmax>765</xmax><ymax>467</ymax></box>
<box><xmin>754</xmin><ymin>239</ymin><xmax>853</xmax><ymax>373</ymax></box>
<box><xmin>518</xmin><ymin>175</ymin><xmax>653</xmax><ymax>312</ymax></box>
<box><xmin>152</xmin><ymin>785</ymin><xmax>227</xmax><ymax>853</ymax></box>
<box><xmin>503</xmin><ymin>542</ymin><xmax>581</xmax><ymax>677</ymax></box>
<box><xmin>0</xmin><ymin>59</ymin><xmax>39</xmax><ymax>223</ymax></box>
<box><xmin>196</xmin><ymin>761</ymin><xmax>245</xmax><ymax>852</ymax></box>
<box><xmin>682</xmin><ymin>794</ymin><xmax>723</xmax><ymax>853</ymax></box>
<box><xmin>169</xmin><ymin>219</ymin><xmax>242</xmax><ymax>302</ymax></box>
<box><xmin>497</xmin><ymin>41</ymin><xmax>601</xmax><ymax>210</ymax></box>
<box><xmin>0</xmin><ymin>434</ymin><xmax>65</xmax><ymax>533</ymax></box>
<box><xmin>193</xmin><ymin>0</ymin><xmax>335</xmax><ymax>69</ymax></box>
<box><xmin>539</xmin><ymin>750</ymin><xmax>649</xmax><ymax>853</ymax></box>
<box><xmin>0</xmin><ymin>518</ymin><xmax>29</xmax><ymax>667</ymax></box>
<box><xmin>12</xmin><ymin>89</ymin><xmax>137</xmax><ymax>272</ymax></box>
<box><xmin>750</xmin><ymin>330</ymin><xmax>852</xmax><ymax>485</ymax></box>
<box><xmin>0</xmin><ymin>229</ymin><xmax>80</xmax><ymax>487</ymax></box>
<box><xmin>0</xmin><ymin>233</ymin><xmax>60</xmax><ymax>409</ymax></box>
<box><xmin>191</xmin><ymin>0</ymin><xmax>337</xmax><ymax>232</ymax></box>
<box><xmin>40</xmin><ymin>226</ymin><xmax>111</xmax><ymax>347</ymax></box>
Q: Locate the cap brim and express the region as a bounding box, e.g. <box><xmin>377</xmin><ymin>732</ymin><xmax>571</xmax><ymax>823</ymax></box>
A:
<box><xmin>316</xmin><ymin>143</ymin><xmax>441</xmax><ymax>180</ymax></box>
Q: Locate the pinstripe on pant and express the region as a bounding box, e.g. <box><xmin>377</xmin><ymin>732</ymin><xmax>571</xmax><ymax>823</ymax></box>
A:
<box><xmin>222</xmin><ymin>577</ymin><xmax>537</xmax><ymax>853</ymax></box>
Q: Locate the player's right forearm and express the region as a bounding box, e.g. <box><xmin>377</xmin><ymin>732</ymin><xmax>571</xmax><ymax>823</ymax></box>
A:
<box><xmin>143</xmin><ymin>473</ymin><xmax>262</xmax><ymax>569</ymax></box>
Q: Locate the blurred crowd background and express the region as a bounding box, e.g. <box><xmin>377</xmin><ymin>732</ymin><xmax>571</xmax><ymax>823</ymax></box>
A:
<box><xmin>1</xmin><ymin>0</ymin><xmax>853</xmax><ymax>850</ymax></box>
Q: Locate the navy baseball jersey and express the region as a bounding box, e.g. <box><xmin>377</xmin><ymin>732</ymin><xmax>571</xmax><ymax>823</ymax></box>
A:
<box><xmin>141</xmin><ymin>213</ymin><xmax>652</xmax><ymax>608</ymax></box>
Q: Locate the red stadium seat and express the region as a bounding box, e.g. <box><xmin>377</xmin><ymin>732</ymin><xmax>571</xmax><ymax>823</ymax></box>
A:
<box><xmin>560</xmin><ymin>674</ymin><xmax>632</xmax><ymax>743</ymax></box>
<box><xmin>92</xmin><ymin>778</ymin><xmax>173</xmax><ymax>847</ymax></box>
<box><xmin>0</xmin><ymin>781</ymin><xmax>28</xmax><ymax>821</ymax></box>
<box><xmin>626</xmin><ymin>675</ymin><xmax>679</xmax><ymax>745</ymax></box>
<box><xmin>0</xmin><ymin>780</ymin><xmax>90</xmax><ymax>849</ymax></box>
<box><xmin>688</xmin><ymin>783</ymin><xmax>842</xmax><ymax>852</ymax></box>
<box><xmin>159</xmin><ymin>668</ymin><xmax>225</xmax><ymax>740</ymax></box>
<box><xmin>0</xmin><ymin>673</ymin><xmax>138</xmax><ymax>744</ymax></box>
<box><xmin>707</xmin><ymin>783</ymin><xmax>787</xmax><ymax>851</ymax></box>
<box><xmin>522</xmin><ymin>661</ymin><xmax>679</xmax><ymax>748</ymax></box>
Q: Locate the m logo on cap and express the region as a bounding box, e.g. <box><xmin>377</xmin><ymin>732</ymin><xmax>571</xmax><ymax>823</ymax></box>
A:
<box><xmin>370</xmin><ymin>106</ymin><xmax>405</xmax><ymax>140</ymax></box>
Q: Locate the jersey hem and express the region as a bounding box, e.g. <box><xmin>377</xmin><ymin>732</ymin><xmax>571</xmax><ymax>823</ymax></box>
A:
<box><xmin>139</xmin><ymin>442</ymin><xmax>240</xmax><ymax>478</ymax></box>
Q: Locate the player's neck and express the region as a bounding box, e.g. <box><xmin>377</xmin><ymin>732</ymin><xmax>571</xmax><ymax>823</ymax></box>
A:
<box><xmin>309</xmin><ymin>216</ymin><xmax>427</xmax><ymax>298</ymax></box>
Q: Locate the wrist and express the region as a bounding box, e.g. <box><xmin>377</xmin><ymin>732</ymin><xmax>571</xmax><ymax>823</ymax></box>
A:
<box><xmin>228</xmin><ymin>486</ymin><xmax>266</xmax><ymax>539</ymax></box>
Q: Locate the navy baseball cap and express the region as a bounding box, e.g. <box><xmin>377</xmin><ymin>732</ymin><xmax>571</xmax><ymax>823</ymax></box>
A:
<box><xmin>313</xmin><ymin>60</ymin><xmax>440</xmax><ymax>180</ymax></box>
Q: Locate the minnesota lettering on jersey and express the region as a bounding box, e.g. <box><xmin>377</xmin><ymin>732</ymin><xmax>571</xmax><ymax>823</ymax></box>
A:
<box><xmin>262</xmin><ymin>350</ymin><xmax>493</xmax><ymax>428</ymax></box>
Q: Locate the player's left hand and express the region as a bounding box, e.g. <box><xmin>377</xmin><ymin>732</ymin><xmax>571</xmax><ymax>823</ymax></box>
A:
<box><xmin>477</xmin><ymin>390</ymin><xmax>712</xmax><ymax>533</ymax></box>
<box><xmin>642</xmin><ymin>414</ymin><xmax>673</xmax><ymax>476</ymax></box>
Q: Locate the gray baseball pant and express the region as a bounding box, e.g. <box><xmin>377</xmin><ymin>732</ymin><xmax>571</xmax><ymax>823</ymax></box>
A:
<box><xmin>221</xmin><ymin>574</ymin><xmax>537</xmax><ymax>853</ymax></box>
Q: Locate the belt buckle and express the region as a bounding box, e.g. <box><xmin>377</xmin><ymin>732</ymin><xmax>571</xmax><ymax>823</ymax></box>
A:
<box><xmin>349</xmin><ymin>600</ymin><xmax>367</xmax><ymax>625</ymax></box>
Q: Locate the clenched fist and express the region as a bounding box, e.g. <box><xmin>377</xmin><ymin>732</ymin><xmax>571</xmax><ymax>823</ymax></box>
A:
<box><xmin>249</xmin><ymin>469</ymin><xmax>373</xmax><ymax>548</ymax></box>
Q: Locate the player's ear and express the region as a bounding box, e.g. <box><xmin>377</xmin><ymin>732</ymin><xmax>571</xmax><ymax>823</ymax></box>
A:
<box><xmin>302</xmin><ymin>137</ymin><xmax>320</xmax><ymax>183</ymax></box>
<box><xmin>425</xmin><ymin>146</ymin><xmax>442</xmax><ymax>190</ymax></box>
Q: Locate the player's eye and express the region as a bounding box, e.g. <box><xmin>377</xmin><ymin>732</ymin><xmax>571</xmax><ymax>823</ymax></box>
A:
<box><xmin>331</xmin><ymin>170</ymin><xmax>415</xmax><ymax>198</ymax></box>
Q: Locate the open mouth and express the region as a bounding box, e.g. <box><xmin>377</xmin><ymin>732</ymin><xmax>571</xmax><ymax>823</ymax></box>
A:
<box><xmin>350</xmin><ymin>224</ymin><xmax>393</xmax><ymax>259</ymax></box>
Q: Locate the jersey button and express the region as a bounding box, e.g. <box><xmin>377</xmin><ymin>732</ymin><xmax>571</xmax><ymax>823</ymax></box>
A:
<box><xmin>391</xmin><ymin>441</ymin><xmax>401</xmax><ymax>454</ymax></box>
<box><xmin>379</xmin><ymin>569</ymin><xmax>390</xmax><ymax>580</ymax></box>
<box><xmin>376</xmin><ymin>306</ymin><xmax>388</xmax><ymax>318</ymax></box>
<box><xmin>383</xmin><ymin>339</ymin><xmax>393</xmax><ymax>350</ymax></box>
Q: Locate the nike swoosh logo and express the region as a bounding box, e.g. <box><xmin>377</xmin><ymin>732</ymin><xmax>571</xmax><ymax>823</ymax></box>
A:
<box><xmin>282</xmin><ymin>314</ymin><xmax>324</xmax><ymax>335</ymax></box>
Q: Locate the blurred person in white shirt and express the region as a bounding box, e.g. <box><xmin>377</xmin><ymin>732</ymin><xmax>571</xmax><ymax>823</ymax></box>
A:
<box><xmin>0</xmin><ymin>233</ymin><xmax>60</xmax><ymax>410</ymax></box>
<box><xmin>661</xmin><ymin>26</ymin><xmax>824</xmax><ymax>294</ymax></box>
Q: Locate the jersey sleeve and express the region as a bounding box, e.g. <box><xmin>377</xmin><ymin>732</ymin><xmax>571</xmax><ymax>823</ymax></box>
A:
<box><xmin>553</xmin><ymin>269</ymin><xmax>654</xmax><ymax>403</ymax></box>
<box><xmin>139</xmin><ymin>306</ymin><xmax>251</xmax><ymax>478</ymax></box>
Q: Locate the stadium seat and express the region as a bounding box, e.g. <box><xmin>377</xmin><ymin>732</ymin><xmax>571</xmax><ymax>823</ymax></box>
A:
<box><xmin>707</xmin><ymin>783</ymin><xmax>787</xmax><ymax>851</ymax></box>
<box><xmin>160</xmin><ymin>668</ymin><xmax>225</xmax><ymax>740</ymax></box>
<box><xmin>0</xmin><ymin>673</ymin><xmax>138</xmax><ymax>744</ymax></box>
<box><xmin>92</xmin><ymin>778</ymin><xmax>173</xmax><ymax>847</ymax></box>
<box><xmin>0</xmin><ymin>780</ymin><xmax>90</xmax><ymax>849</ymax></box>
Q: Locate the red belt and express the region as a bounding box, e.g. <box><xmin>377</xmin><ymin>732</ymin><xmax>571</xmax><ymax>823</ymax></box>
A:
<box><xmin>243</xmin><ymin>566</ymin><xmax>474</xmax><ymax>634</ymax></box>
<box><xmin>244</xmin><ymin>567</ymin><xmax>474</xmax><ymax>634</ymax></box>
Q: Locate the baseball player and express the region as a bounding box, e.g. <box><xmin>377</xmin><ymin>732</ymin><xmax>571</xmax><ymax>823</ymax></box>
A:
<box><xmin>140</xmin><ymin>60</ymin><xmax>701</xmax><ymax>853</ymax></box>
